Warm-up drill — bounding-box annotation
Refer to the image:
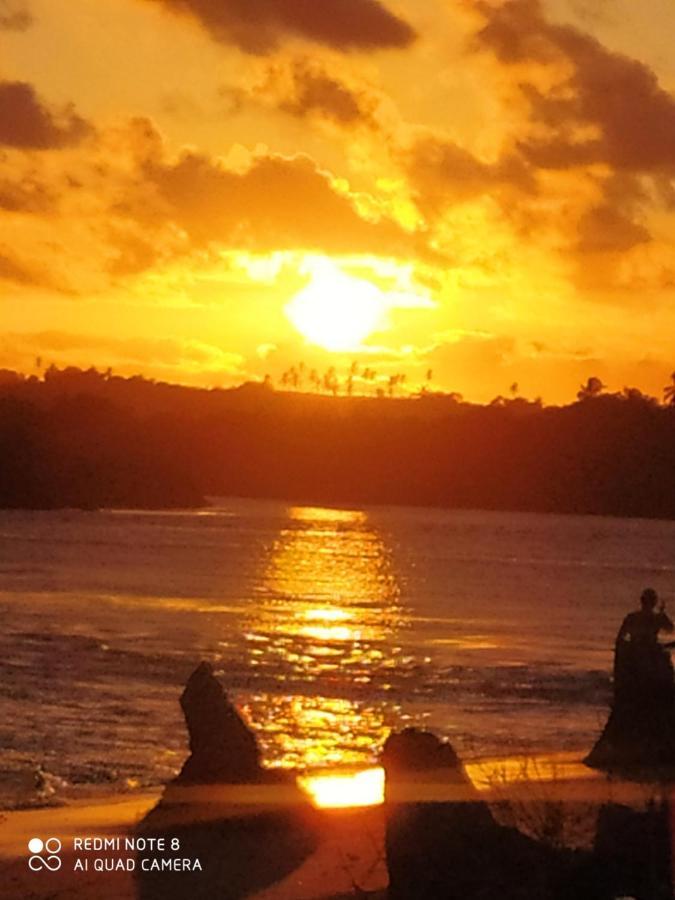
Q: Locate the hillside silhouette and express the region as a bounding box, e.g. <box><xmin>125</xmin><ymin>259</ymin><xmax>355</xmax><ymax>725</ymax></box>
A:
<box><xmin>1</xmin><ymin>365</ymin><xmax>675</xmax><ymax>517</ymax></box>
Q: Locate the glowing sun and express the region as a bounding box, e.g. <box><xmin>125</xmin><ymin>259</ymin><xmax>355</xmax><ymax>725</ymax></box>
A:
<box><xmin>285</xmin><ymin>259</ymin><xmax>387</xmax><ymax>351</ymax></box>
<box><xmin>299</xmin><ymin>766</ymin><xmax>384</xmax><ymax>808</ymax></box>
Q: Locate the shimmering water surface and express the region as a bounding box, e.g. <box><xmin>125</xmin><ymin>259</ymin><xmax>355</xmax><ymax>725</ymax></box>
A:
<box><xmin>2</xmin><ymin>499</ymin><xmax>675</xmax><ymax>808</ymax></box>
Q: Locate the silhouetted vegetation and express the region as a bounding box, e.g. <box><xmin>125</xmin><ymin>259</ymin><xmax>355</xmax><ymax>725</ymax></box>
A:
<box><xmin>0</xmin><ymin>366</ymin><xmax>204</xmax><ymax>509</ymax></box>
<box><xmin>275</xmin><ymin>360</ymin><xmax>412</xmax><ymax>397</ymax></box>
<box><xmin>1</xmin><ymin>365</ymin><xmax>675</xmax><ymax>517</ymax></box>
<box><xmin>664</xmin><ymin>371</ymin><xmax>675</xmax><ymax>406</ymax></box>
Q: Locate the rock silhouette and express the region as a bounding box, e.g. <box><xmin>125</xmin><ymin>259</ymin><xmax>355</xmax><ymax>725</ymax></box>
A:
<box><xmin>381</xmin><ymin>728</ymin><xmax>602</xmax><ymax>900</ymax></box>
<box><xmin>585</xmin><ymin>614</ymin><xmax>675</xmax><ymax>774</ymax></box>
<box><xmin>135</xmin><ymin>662</ymin><xmax>318</xmax><ymax>900</ymax></box>
<box><xmin>176</xmin><ymin>661</ymin><xmax>261</xmax><ymax>784</ymax></box>
<box><xmin>592</xmin><ymin>802</ymin><xmax>672</xmax><ymax>900</ymax></box>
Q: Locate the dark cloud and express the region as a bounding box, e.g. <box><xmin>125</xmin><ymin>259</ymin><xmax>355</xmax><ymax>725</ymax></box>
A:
<box><xmin>219</xmin><ymin>58</ymin><xmax>381</xmax><ymax>129</ymax></box>
<box><xmin>137</xmin><ymin>150</ymin><xmax>417</xmax><ymax>257</ymax></box>
<box><xmin>144</xmin><ymin>0</ymin><xmax>415</xmax><ymax>54</ymax></box>
<box><xmin>468</xmin><ymin>0</ymin><xmax>675</xmax><ymax>275</ymax></box>
<box><xmin>0</xmin><ymin>81</ymin><xmax>92</xmax><ymax>149</ymax></box>
<box><xmin>576</xmin><ymin>204</ymin><xmax>650</xmax><ymax>254</ymax></box>
<box><xmin>472</xmin><ymin>0</ymin><xmax>555</xmax><ymax>64</ymax></box>
<box><xmin>474</xmin><ymin>0</ymin><xmax>675</xmax><ymax>174</ymax></box>
<box><xmin>277</xmin><ymin>59</ymin><xmax>378</xmax><ymax>126</ymax></box>
<box><xmin>406</xmin><ymin>135</ymin><xmax>535</xmax><ymax>213</ymax></box>
<box><xmin>0</xmin><ymin>0</ymin><xmax>32</xmax><ymax>30</ymax></box>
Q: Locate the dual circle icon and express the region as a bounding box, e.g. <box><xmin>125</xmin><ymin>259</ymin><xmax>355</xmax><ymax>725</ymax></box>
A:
<box><xmin>28</xmin><ymin>837</ymin><xmax>62</xmax><ymax>871</ymax></box>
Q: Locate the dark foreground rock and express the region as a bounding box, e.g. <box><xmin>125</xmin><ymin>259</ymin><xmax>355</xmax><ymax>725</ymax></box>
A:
<box><xmin>593</xmin><ymin>802</ymin><xmax>672</xmax><ymax>900</ymax></box>
<box><xmin>381</xmin><ymin>728</ymin><xmax>607</xmax><ymax>900</ymax></box>
<box><xmin>135</xmin><ymin>662</ymin><xmax>318</xmax><ymax>900</ymax></box>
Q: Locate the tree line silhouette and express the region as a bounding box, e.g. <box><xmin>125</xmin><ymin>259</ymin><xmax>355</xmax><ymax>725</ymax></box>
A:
<box><xmin>276</xmin><ymin>361</ymin><xmax>423</xmax><ymax>397</ymax></box>
<box><xmin>1</xmin><ymin>364</ymin><xmax>675</xmax><ymax>516</ymax></box>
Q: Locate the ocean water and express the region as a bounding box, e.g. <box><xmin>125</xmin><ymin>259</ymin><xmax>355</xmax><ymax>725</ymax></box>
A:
<box><xmin>1</xmin><ymin>499</ymin><xmax>675</xmax><ymax>808</ymax></box>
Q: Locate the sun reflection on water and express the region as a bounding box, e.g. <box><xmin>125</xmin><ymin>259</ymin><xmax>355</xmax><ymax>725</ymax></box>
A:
<box><xmin>241</xmin><ymin>505</ymin><xmax>407</xmax><ymax>803</ymax></box>
<box><xmin>248</xmin><ymin>694</ymin><xmax>391</xmax><ymax>770</ymax></box>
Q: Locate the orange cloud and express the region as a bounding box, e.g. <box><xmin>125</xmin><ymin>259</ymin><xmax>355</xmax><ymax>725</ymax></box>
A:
<box><xmin>0</xmin><ymin>246</ymin><xmax>60</xmax><ymax>289</ymax></box>
<box><xmin>0</xmin><ymin>0</ymin><xmax>31</xmax><ymax>31</ymax></box>
<box><xmin>138</xmin><ymin>149</ymin><xmax>419</xmax><ymax>257</ymax></box>
<box><xmin>0</xmin><ymin>250</ymin><xmax>38</xmax><ymax>284</ymax></box>
<box><xmin>0</xmin><ymin>172</ymin><xmax>55</xmax><ymax>213</ymax></box>
<box><xmin>0</xmin><ymin>331</ymin><xmax>244</xmax><ymax>382</ymax></box>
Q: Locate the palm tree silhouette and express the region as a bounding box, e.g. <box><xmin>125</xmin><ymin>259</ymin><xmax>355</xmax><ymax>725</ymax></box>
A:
<box><xmin>663</xmin><ymin>371</ymin><xmax>675</xmax><ymax>406</ymax></box>
<box><xmin>577</xmin><ymin>376</ymin><xmax>605</xmax><ymax>401</ymax></box>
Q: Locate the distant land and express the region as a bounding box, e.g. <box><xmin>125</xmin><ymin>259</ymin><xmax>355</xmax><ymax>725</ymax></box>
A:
<box><xmin>1</xmin><ymin>366</ymin><xmax>675</xmax><ymax>518</ymax></box>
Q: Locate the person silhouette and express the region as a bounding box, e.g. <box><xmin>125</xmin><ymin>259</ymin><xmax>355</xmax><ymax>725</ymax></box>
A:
<box><xmin>614</xmin><ymin>588</ymin><xmax>674</xmax><ymax>707</ymax></box>
<box><xmin>586</xmin><ymin>588</ymin><xmax>675</xmax><ymax>773</ymax></box>
<box><xmin>616</xmin><ymin>588</ymin><xmax>673</xmax><ymax>648</ymax></box>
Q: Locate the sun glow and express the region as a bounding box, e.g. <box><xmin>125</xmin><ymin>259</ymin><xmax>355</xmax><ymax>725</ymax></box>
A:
<box><xmin>285</xmin><ymin>258</ymin><xmax>388</xmax><ymax>351</ymax></box>
<box><xmin>300</xmin><ymin>767</ymin><xmax>385</xmax><ymax>808</ymax></box>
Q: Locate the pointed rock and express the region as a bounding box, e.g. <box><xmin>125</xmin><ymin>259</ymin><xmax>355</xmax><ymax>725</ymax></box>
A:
<box><xmin>177</xmin><ymin>661</ymin><xmax>260</xmax><ymax>784</ymax></box>
<box><xmin>135</xmin><ymin>662</ymin><xmax>318</xmax><ymax>900</ymax></box>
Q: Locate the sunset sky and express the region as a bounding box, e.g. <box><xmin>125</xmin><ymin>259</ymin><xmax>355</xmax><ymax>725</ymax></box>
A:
<box><xmin>2</xmin><ymin>0</ymin><xmax>675</xmax><ymax>402</ymax></box>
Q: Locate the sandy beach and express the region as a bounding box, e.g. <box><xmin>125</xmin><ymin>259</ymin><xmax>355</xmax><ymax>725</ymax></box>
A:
<box><xmin>0</xmin><ymin>788</ymin><xmax>388</xmax><ymax>900</ymax></box>
<box><xmin>0</xmin><ymin>793</ymin><xmax>159</xmax><ymax>900</ymax></box>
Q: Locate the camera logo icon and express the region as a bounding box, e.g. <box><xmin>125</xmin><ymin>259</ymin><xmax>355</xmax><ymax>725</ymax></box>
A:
<box><xmin>28</xmin><ymin>837</ymin><xmax>62</xmax><ymax>872</ymax></box>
